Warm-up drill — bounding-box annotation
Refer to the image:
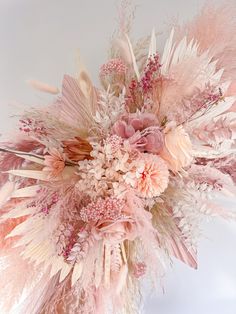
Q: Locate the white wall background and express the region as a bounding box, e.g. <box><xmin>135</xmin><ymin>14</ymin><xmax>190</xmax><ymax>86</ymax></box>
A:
<box><xmin>0</xmin><ymin>0</ymin><xmax>236</xmax><ymax>313</ymax></box>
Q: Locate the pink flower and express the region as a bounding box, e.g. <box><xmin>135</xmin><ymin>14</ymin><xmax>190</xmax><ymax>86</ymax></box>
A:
<box><xmin>160</xmin><ymin>125</ymin><xmax>193</xmax><ymax>172</ymax></box>
<box><xmin>124</xmin><ymin>153</ymin><xmax>169</xmax><ymax>198</ymax></box>
<box><xmin>91</xmin><ymin>217</ymin><xmax>138</xmax><ymax>244</ymax></box>
<box><xmin>43</xmin><ymin>148</ymin><xmax>65</xmax><ymax>179</ymax></box>
<box><xmin>113</xmin><ymin>112</ymin><xmax>158</xmax><ymax>138</ymax></box>
<box><xmin>80</xmin><ymin>197</ymin><xmax>125</xmax><ymax>222</ymax></box>
<box><xmin>99</xmin><ymin>58</ymin><xmax>127</xmax><ymax>91</ymax></box>
<box><xmin>100</xmin><ymin>58</ymin><xmax>127</xmax><ymax>77</ymax></box>
<box><xmin>129</xmin><ymin>128</ymin><xmax>164</xmax><ymax>154</ymax></box>
<box><xmin>112</xmin><ymin>113</ymin><xmax>164</xmax><ymax>153</ymax></box>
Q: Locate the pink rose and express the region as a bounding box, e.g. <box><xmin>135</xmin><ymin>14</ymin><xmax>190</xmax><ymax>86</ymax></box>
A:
<box><xmin>91</xmin><ymin>217</ymin><xmax>137</xmax><ymax>244</ymax></box>
<box><xmin>113</xmin><ymin>113</ymin><xmax>164</xmax><ymax>153</ymax></box>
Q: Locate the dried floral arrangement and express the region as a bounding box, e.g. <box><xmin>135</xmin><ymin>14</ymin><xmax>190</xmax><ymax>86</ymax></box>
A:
<box><xmin>0</xmin><ymin>1</ymin><xmax>236</xmax><ymax>313</ymax></box>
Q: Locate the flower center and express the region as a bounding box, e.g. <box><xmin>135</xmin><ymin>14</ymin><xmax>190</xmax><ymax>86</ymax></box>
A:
<box><xmin>141</xmin><ymin>170</ymin><xmax>147</xmax><ymax>180</ymax></box>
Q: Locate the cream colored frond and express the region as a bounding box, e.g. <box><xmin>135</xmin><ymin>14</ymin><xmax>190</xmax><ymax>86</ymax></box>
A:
<box><xmin>1</xmin><ymin>205</ymin><xmax>34</xmax><ymax>221</ymax></box>
<box><xmin>6</xmin><ymin>170</ymin><xmax>49</xmax><ymax>181</ymax></box>
<box><xmin>71</xmin><ymin>263</ymin><xmax>83</xmax><ymax>286</ymax></box>
<box><xmin>11</xmin><ymin>185</ymin><xmax>40</xmax><ymax>198</ymax></box>
<box><xmin>125</xmin><ymin>34</ymin><xmax>140</xmax><ymax>80</ymax></box>
<box><xmin>148</xmin><ymin>28</ymin><xmax>157</xmax><ymax>59</ymax></box>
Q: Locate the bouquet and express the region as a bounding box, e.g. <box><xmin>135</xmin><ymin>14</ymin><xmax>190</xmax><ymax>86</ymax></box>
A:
<box><xmin>0</xmin><ymin>1</ymin><xmax>236</xmax><ymax>313</ymax></box>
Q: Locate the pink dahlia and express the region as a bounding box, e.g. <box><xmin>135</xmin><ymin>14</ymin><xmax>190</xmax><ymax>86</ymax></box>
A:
<box><xmin>124</xmin><ymin>154</ymin><xmax>169</xmax><ymax>198</ymax></box>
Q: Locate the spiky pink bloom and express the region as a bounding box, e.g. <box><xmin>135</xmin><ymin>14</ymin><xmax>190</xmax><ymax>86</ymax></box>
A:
<box><xmin>43</xmin><ymin>148</ymin><xmax>65</xmax><ymax>179</ymax></box>
<box><xmin>124</xmin><ymin>153</ymin><xmax>169</xmax><ymax>198</ymax></box>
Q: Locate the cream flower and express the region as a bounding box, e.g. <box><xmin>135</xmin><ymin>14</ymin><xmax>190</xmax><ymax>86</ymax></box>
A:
<box><xmin>160</xmin><ymin>125</ymin><xmax>193</xmax><ymax>172</ymax></box>
<box><xmin>124</xmin><ymin>154</ymin><xmax>169</xmax><ymax>198</ymax></box>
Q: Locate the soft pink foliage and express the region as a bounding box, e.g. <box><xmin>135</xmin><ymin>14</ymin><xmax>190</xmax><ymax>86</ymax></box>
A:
<box><xmin>209</xmin><ymin>156</ymin><xmax>236</xmax><ymax>185</ymax></box>
<box><xmin>40</xmin><ymin>192</ymin><xmax>59</xmax><ymax>215</ymax></box>
<box><xmin>0</xmin><ymin>137</ymin><xmax>43</xmax><ymax>187</ymax></box>
<box><xmin>193</xmin><ymin>115</ymin><xmax>236</xmax><ymax>143</ymax></box>
<box><xmin>175</xmin><ymin>1</ymin><xmax>236</xmax><ymax>82</ymax></box>
<box><xmin>0</xmin><ymin>2</ymin><xmax>236</xmax><ymax>313</ymax></box>
<box><xmin>175</xmin><ymin>1</ymin><xmax>236</xmax><ymax>112</ymax></box>
<box><xmin>66</xmin><ymin>227</ymin><xmax>95</xmax><ymax>262</ymax></box>
<box><xmin>190</xmin><ymin>164</ymin><xmax>236</xmax><ymax>196</ymax></box>
<box><xmin>59</xmin><ymin>74</ymin><xmax>98</xmax><ymax>130</ymax></box>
